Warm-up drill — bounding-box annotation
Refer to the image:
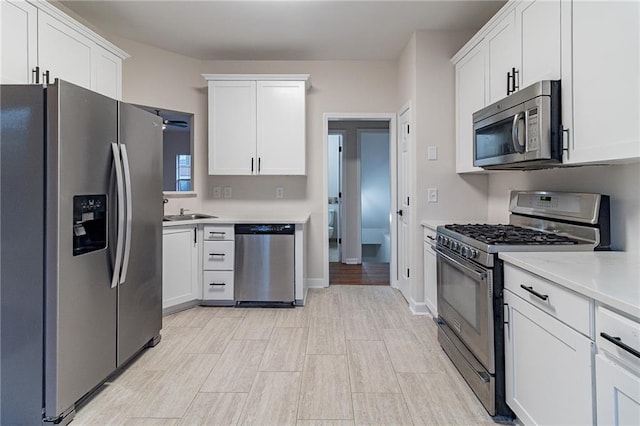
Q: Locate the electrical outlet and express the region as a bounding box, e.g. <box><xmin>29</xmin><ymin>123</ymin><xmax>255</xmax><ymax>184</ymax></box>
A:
<box><xmin>275</xmin><ymin>186</ymin><xmax>284</xmax><ymax>199</ymax></box>
<box><xmin>427</xmin><ymin>188</ymin><xmax>438</xmax><ymax>203</ymax></box>
<box><xmin>223</xmin><ymin>186</ymin><xmax>232</xmax><ymax>199</ymax></box>
<box><xmin>212</xmin><ymin>186</ymin><xmax>221</xmax><ymax>199</ymax></box>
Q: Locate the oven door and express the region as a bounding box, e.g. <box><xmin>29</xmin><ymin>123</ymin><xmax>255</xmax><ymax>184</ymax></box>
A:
<box><xmin>436</xmin><ymin>247</ymin><xmax>494</xmax><ymax>373</ymax></box>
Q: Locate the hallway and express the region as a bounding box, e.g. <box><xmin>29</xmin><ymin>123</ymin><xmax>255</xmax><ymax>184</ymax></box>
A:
<box><xmin>329</xmin><ymin>262</ymin><xmax>390</xmax><ymax>286</ymax></box>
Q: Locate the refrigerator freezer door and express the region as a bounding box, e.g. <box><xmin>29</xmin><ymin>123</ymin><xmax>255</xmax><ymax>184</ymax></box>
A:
<box><xmin>116</xmin><ymin>102</ymin><xmax>163</xmax><ymax>366</ymax></box>
<box><xmin>44</xmin><ymin>81</ymin><xmax>118</xmax><ymax>419</ymax></box>
<box><xmin>1</xmin><ymin>85</ymin><xmax>46</xmax><ymax>425</ymax></box>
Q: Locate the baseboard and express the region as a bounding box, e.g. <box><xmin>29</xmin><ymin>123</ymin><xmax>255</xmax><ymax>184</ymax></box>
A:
<box><xmin>426</xmin><ymin>300</ymin><xmax>438</xmax><ymax>317</ymax></box>
<box><xmin>409</xmin><ymin>297</ymin><xmax>430</xmax><ymax>315</ymax></box>
<box><xmin>306</xmin><ymin>278</ymin><xmax>327</xmax><ymax>289</ymax></box>
<box><xmin>344</xmin><ymin>258</ymin><xmax>359</xmax><ymax>265</ymax></box>
<box><xmin>162</xmin><ymin>300</ymin><xmax>200</xmax><ymax>316</ymax></box>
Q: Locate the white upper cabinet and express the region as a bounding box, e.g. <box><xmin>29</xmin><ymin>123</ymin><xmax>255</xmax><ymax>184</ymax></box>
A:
<box><xmin>256</xmin><ymin>80</ymin><xmax>306</xmax><ymax>175</ymax></box>
<box><xmin>516</xmin><ymin>0</ymin><xmax>561</xmax><ymax>87</ymax></box>
<box><xmin>208</xmin><ymin>80</ymin><xmax>257</xmax><ymax>175</ymax></box>
<box><xmin>562</xmin><ymin>0</ymin><xmax>640</xmax><ymax>164</ymax></box>
<box><xmin>486</xmin><ymin>10</ymin><xmax>518</xmax><ymax>103</ymax></box>
<box><xmin>455</xmin><ymin>46</ymin><xmax>486</xmax><ymax>173</ymax></box>
<box><xmin>0</xmin><ymin>0</ymin><xmax>38</xmax><ymax>84</ymax></box>
<box><xmin>0</xmin><ymin>0</ymin><xmax>127</xmax><ymax>99</ymax></box>
<box><xmin>204</xmin><ymin>75</ymin><xmax>308</xmax><ymax>176</ymax></box>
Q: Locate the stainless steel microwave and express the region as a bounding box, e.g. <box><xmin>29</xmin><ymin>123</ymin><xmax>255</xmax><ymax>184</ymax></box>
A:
<box><xmin>472</xmin><ymin>80</ymin><xmax>562</xmax><ymax>170</ymax></box>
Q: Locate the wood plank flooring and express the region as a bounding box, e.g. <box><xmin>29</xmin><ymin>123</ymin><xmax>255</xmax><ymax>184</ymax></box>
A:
<box><xmin>329</xmin><ymin>262</ymin><xmax>390</xmax><ymax>285</ymax></box>
<box><xmin>73</xmin><ymin>286</ymin><xmax>494</xmax><ymax>425</ymax></box>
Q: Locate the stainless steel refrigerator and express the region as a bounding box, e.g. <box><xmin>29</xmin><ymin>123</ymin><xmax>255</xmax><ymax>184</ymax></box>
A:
<box><xmin>1</xmin><ymin>80</ymin><xmax>163</xmax><ymax>425</ymax></box>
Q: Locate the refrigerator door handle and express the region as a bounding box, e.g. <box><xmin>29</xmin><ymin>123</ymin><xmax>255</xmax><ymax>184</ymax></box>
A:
<box><xmin>111</xmin><ymin>143</ymin><xmax>126</xmax><ymax>289</ymax></box>
<box><xmin>119</xmin><ymin>144</ymin><xmax>133</xmax><ymax>284</ymax></box>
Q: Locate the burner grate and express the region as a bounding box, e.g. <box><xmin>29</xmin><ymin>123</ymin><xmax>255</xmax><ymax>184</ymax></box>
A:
<box><xmin>444</xmin><ymin>224</ymin><xmax>580</xmax><ymax>245</ymax></box>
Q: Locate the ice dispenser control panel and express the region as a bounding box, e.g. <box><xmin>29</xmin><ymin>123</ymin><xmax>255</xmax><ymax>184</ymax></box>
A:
<box><xmin>73</xmin><ymin>194</ymin><xmax>107</xmax><ymax>256</ymax></box>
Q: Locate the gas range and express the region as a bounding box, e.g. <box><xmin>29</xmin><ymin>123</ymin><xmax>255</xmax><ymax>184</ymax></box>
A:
<box><xmin>434</xmin><ymin>191</ymin><xmax>610</xmax><ymax>420</ymax></box>
<box><xmin>436</xmin><ymin>191</ymin><xmax>610</xmax><ymax>267</ymax></box>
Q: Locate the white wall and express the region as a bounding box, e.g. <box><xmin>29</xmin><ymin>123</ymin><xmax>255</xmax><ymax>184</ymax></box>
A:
<box><xmin>397</xmin><ymin>30</ymin><xmax>488</xmax><ymax>310</ymax></box>
<box><xmin>487</xmin><ymin>163</ymin><xmax>640</xmax><ymax>251</ymax></box>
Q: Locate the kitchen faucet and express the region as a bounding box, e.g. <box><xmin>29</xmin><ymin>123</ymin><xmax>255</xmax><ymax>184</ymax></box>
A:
<box><xmin>179</xmin><ymin>208</ymin><xmax>189</xmax><ymax>216</ymax></box>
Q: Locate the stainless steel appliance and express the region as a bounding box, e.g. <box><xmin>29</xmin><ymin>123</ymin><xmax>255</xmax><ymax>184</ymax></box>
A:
<box><xmin>0</xmin><ymin>80</ymin><xmax>163</xmax><ymax>425</ymax></box>
<box><xmin>435</xmin><ymin>191</ymin><xmax>610</xmax><ymax>421</ymax></box>
<box><xmin>473</xmin><ymin>80</ymin><xmax>562</xmax><ymax>170</ymax></box>
<box><xmin>235</xmin><ymin>224</ymin><xmax>295</xmax><ymax>307</ymax></box>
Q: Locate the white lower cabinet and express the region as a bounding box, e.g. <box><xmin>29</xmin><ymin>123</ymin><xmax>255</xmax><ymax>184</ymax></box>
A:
<box><xmin>423</xmin><ymin>227</ymin><xmax>437</xmax><ymax>316</ymax></box>
<box><xmin>162</xmin><ymin>226</ymin><xmax>199</xmax><ymax>312</ymax></box>
<box><xmin>201</xmin><ymin>224</ymin><xmax>235</xmax><ymax>303</ymax></box>
<box><xmin>503</xmin><ymin>267</ymin><xmax>594</xmax><ymax>425</ymax></box>
<box><xmin>595</xmin><ymin>305</ymin><xmax>640</xmax><ymax>425</ymax></box>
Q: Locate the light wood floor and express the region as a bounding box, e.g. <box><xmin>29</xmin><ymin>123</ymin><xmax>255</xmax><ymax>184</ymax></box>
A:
<box><xmin>73</xmin><ymin>286</ymin><xmax>494</xmax><ymax>425</ymax></box>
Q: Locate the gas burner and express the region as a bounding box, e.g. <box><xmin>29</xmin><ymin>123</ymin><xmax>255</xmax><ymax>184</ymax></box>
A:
<box><xmin>444</xmin><ymin>224</ymin><xmax>580</xmax><ymax>245</ymax></box>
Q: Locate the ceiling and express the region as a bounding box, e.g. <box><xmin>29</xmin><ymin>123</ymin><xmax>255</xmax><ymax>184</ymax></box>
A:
<box><xmin>59</xmin><ymin>0</ymin><xmax>506</xmax><ymax>61</ymax></box>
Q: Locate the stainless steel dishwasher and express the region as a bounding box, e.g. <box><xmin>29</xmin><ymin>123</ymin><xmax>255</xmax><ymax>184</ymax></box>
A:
<box><xmin>234</xmin><ymin>224</ymin><xmax>295</xmax><ymax>307</ymax></box>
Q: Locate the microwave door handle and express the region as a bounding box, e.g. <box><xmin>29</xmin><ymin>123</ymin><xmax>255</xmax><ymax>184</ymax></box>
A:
<box><xmin>511</xmin><ymin>111</ymin><xmax>526</xmax><ymax>154</ymax></box>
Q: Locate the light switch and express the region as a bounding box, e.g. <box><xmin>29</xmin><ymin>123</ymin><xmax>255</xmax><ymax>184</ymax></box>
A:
<box><xmin>428</xmin><ymin>188</ymin><xmax>438</xmax><ymax>203</ymax></box>
<box><xmin>223</xmin><ymin>187</ymin><xmax>232</xmax><ymax>199</ymax></box>
<box><xmin>275</xmin><ymin>187</ymin><xmax>284</xmax><ymax>199</ymax></box>
<box><xmin>212</xmin><ymin>186</ymin><xmax>221</xmax><ymax>199</ymax></box>
<box><xmin>427</xmin><ymin>146</ymin><xmax>438</xmax><ymax>160</ymax></box>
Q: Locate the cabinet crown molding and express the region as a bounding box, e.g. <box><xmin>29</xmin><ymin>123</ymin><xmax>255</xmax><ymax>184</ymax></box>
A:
<box><xmin>202</xmin><ymin>74</ymin><xmax>311</xmax><ymax>90</ymax></box>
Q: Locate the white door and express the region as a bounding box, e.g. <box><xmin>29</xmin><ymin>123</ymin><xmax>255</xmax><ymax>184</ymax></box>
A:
<box><xmin>596</xmin><ymin>354</ymin><xmax>640</xmax><ymax>425</ymax></box>
<box><xmin>162</xmin><ymin>226</ymin><xmax>198</xmax><ymax>309</ymax></box>
<box><xmin>1</xmin><ymin>0</ymin><xmax>38</xmax><ymax>84</ymax></box>
<box><xmin>38</xmin><ymin>9</ymin><xmax>93</xmax><ymax>90</ymax></box>
<box><xmin>396</xmin><ymin>108</ymin><xmax>411</xmax><ymax>299</ymax></box>
<box><xmin>208</xmin><ymin>80</ymin><xmax>257</xmax><ymax>175</ymax></box>
<box><xmin>257</xmin><ymin>80</ymin><xmax>306</xmax><ymax>175</ymax></box>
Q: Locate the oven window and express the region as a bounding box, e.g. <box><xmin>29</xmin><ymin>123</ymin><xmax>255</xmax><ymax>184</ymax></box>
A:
<box><xmin>440</xmin><ymin>259</ymin><xmax>481</xmax><ymax>332</ymax></box>
<box><xmin>476</xmin><ymin>116</ymin><xmax>518</xmax><ymax>160</ymax></box>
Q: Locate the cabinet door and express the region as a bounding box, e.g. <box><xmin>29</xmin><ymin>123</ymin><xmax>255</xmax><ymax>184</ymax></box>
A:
<box><xmin>504</xmin><ymin>290</ymin><xmax>593</xmax><ymax>425</ymax></box>
<box><xmin>162</xmin><ymin>226</ymin><xmax>198</xmax><ymax>309</ymax></box>
<box><xmin>38</xmin><ymin>9</ymin><xmax>93</xmax><ymax>90</ymax></box>
<box><xmin>564</xmin><ymin>0</ymin><xmax>640</xmax><ymax>164</ymax></box>
<box><xmin>208</xmin><ymin>80</ymin><xmax>256</xmax><ymax>175</ymax></box>
<box><xmin>423</xmin><ymin>242</ymin><xmax>437</xmax><ymax>316</ymax></box>
<box><xmin>486</xmin><ymin>10</ymin><xmax>518</xmax><ymax>103</ymax></box>
<box><xmin>455</xmin><ymin>46</ymin><xmax>486</xmax><ymax>173</ymax></box>
<box><xmin>0</xmin><ymin>0</ymin><xmax>37</xmax><ymax>84</ymax></box>
<box><xmin>596</xmin><ymin>354</ymin><xmax>640</xmax><ymax>425</ymax></box>
<box><xmin>256</xmin><ymin>80</ymin><xmax>306</xmax><ymax>175</ymax></box>
<box><xmin>93</xmin><ymin>48</ymin><xmax>121</xmax><ymax>100</ymax></box>
<box><xmin>516</xmin><ymin>0</ymin><xmax>561</xmax><ymax>88</ymax></box>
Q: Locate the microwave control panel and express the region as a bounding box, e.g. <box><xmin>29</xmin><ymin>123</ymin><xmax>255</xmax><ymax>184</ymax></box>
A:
<box><xmin>527</xmin><ymin>107</ymin><xmax>539</xmax><ymax>151</ymax></box>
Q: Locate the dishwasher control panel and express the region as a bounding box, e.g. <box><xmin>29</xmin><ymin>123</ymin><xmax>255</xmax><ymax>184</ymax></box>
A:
<box><xmin>235</xmin><ymin>224</ymin><xmax>294</xmax><ymax>234</ymax></box>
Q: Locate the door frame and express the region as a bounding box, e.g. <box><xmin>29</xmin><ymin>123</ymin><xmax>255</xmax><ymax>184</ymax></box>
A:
<box><xmin>322</xmin><ymin>113</ymin><xmax>397</xmax><ymax>288</ymax></box>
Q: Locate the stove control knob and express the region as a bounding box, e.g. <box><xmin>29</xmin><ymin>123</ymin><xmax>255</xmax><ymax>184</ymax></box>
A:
<box><xmin>470</xmin><ymin>249</ymin><xmax>478</xmax><ymax>259</ymax></box>
<box><xmin>453</xmin><ymin>242</ymin><xmax>459</xmax><ymax>250</ymax></box>
<box><xmin>461</xmin><ymin>246</ymin><xmax>469</xmax><ymax>257</ymax></box>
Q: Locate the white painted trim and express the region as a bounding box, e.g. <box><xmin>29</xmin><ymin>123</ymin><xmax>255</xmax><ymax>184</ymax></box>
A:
<box><xmin>344</xmin><ymin>258</ymin><xmax>359</xmax><ymax>265</ymax></box>
<box><xmin>322</xmin><ymin>112</ymin><xmax>397</xmax><ymax>288</ymax></box>
<box><xmin>409</xmin><ymin>298</ymin><xmax>430</xmax><ymax>316</ymax></box>
<box><xmin>202</xmin><ymin>74</ymin><xmax>311</xmax><ymax>90</ymax></box>
<box><xmin>306</xmin><ymin>278</ymin><xmax>327</xmax><ymax>289</ymax></box>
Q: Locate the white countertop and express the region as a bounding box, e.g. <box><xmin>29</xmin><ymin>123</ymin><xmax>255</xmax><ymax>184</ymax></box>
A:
<box><xmin>499</xmin><ymin>252</ymin><xmax>640</xmax><ymax>320</ymax></box>
<box><xmin>162</xmin><ymin>214</ymin><xmax>310</xmax><ymax>227</ymax></box>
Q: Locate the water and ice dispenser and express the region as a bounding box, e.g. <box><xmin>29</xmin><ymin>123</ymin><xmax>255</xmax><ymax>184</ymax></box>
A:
<box><xmin>73</xmin><ymin>195</ymin><xmax>107</xmax><ymax>256</ymax></box>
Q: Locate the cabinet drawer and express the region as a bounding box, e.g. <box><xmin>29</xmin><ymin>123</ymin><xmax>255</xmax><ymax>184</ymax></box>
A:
<box><xmin>202</xmin><ymin>271</ymin><xmax>234</xmax><ymax>300</ymax></box>
<box><xmin>203</xmin><ymin>241</ymin><xmax>234</xmax><ymax>270</ymax></box>
<box><xmin>203</xmin><ymin>224</ymin><xmax>234</xmax><ymax>241</ymax></box>
<box><xmin>597</xmin><ymin>305</ymin><xmax>640</xmax><ymax>368</ymax></box>
<box><xmin>423</xmin><ymin>227</ymin><xmax>436</xmax><ymax>245</ymax></box>
<box><xmin>504</xmin><ymin>263</ymin><xmax>592</xmax><ymax>336</ymax></box>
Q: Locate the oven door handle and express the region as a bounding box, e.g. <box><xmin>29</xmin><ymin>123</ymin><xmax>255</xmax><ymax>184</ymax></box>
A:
<box><xmin>435</xmin><ymin>247</ymin><xmax>487</xmax><ymax>281</ymax></box>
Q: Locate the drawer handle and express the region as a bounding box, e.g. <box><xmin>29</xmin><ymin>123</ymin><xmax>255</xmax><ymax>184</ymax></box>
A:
<box><xmin>209</xmin><ymin>231</ymin><xmax>226</xmax><ymax>236</ymax></box>
<box><xmin>600</xmin><ymin>332</ymin><xmax>640</xmax><ymax>359</ymax></box>
<box><xmin>209</xmin><ymin>282</ymin><xmax>226</xmax><ymax>286</ymax></box>
<box><xmin>209</xmin><ymin>253</ymin><xmax>226</xmax><ymax>257</ymax></box>
<box><xmin>520</xmin><ymin>285</ymin><xmax>549</xmax><ymax>301</ymax></box>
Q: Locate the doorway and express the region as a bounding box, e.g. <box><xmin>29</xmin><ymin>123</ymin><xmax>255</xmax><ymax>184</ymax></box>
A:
<box><xmin>323</xmin><ymin>115</ymin><xmax>396</xmax><ymax>286</ymax></box>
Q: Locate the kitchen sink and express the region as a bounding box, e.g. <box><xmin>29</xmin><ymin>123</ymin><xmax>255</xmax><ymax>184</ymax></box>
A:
<box><xmin>163</xmin><ymin>213</ymin><xmax>217</xmax><ymax>221</ymax></box>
